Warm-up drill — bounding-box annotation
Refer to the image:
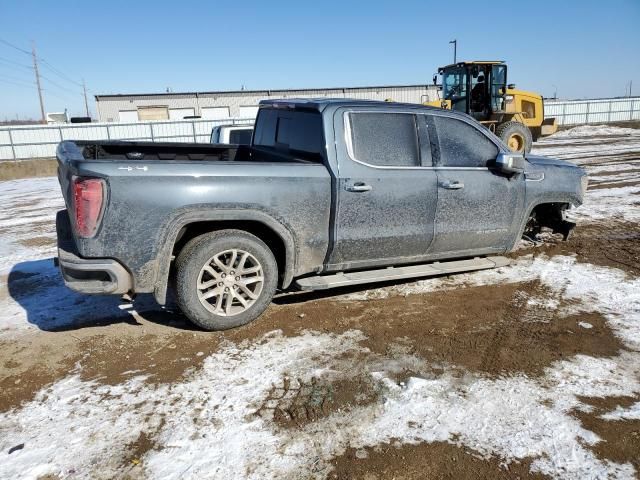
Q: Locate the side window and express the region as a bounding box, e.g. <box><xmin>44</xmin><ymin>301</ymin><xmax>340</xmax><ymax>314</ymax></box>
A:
<box><xmin>349</xmin><ymin>112</ymin><xmax>419</xmax><ymax>167</ymax></box>
<box><xmin>434</xmin><ymin>116</ymin><xmax>499</xmax><ymax>167</ymax></box>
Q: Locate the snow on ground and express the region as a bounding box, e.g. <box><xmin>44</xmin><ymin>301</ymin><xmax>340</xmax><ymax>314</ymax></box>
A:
<box><xmin>0</xmin><ymin>177</ymin><xmax>63</xmax><ymax>274</ymax></box>
<box><xmin>543</xmin><ymin>125</ymin><xmax>640</xmax><ymax>139</ymax></box>
<box><xmin>1</xmin><ymin>255</ymin><xmax>639</xmax><ymax>479</ymax></box>
<box><xmin>532</xmin><ymin>125</ymin><xmax>640</xmax><ymax>163</ymax></box>
<box><xmin>600</xmin><ymin>402</ymin><xmax>640</xmax><ymax>421</ymax></box>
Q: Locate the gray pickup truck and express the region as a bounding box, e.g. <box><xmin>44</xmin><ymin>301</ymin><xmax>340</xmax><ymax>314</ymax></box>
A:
<box><xmin>55</xmin><ymin>99</ymin><xmax>587</xmax><ymax>330</ymax></box>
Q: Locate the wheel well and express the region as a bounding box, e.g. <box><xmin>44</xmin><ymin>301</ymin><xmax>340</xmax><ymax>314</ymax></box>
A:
<box><xmin>525</xmin><ymin>203</ymin><xmax>575</xmax><ymax>239</ymax></box>
<box><xmin>172</xmin><ymin>220</ymin><xmax>287</xmax><ymax>284</ymax></box>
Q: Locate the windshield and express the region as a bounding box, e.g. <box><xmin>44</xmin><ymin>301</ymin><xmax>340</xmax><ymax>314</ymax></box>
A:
<box><xmin>442</xmin><ymin>67</ymin><xmax>468</xmax><ymax>113</ymax></box>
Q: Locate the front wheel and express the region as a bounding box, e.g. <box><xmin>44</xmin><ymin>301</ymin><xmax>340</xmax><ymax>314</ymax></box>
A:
<box><xmin>496</xmin><ymin>121</ymin><xmax>533</xmax><ymax>154</ymax></box>
<box><xmin>175</xmin><ymin>230</ymin><xmax>278</xmax><ymax>331</ymax></box>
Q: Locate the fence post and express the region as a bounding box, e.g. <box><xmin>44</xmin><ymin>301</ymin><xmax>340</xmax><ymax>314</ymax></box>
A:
<box><xmin>150</xmin><ymin>123</ymin><xmax>155</xmax><ymax>142</ymax></box>
<box><xmin>608</xmin><ymin>101</ymin><xmax>612</xmax><ymax>122</ymax></box>
<box><xmin>561</xmin><ymin>102</ymin><xmax>567</xmax><ymax>126</ymax></box>
<box><xmin>192</xmin><ymin>121</ymin><xmax>197</xmax><ymax>142</ymax></box>
<box><xmin>585</xmin><ymin>101</ymin><xmax>590</xmax><ymax>124</ymax></box>
<box><xmin>7</xmin><ymin>129</ymin><xmax>17</xmax><ymax>160</ymax></box>
<box><xmin>631</xmin><ymin>99</ymin><xmax>635</xmax><ymax>121</ymax></box>
<box><xmin>106</xmin><ymin>124</ymin><xmax>111</xmax><ymax>140</ymax></box>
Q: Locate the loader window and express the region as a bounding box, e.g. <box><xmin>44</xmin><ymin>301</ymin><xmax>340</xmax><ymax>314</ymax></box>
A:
<box><xmin>442</xmin><ymin>67</ymin><xmax>468</xmax><ymax>113</ymax></box>
<box><xmin>491</xmin><ymin>64</ymin><xmax>507</xmax><ymax>112</ymax></box>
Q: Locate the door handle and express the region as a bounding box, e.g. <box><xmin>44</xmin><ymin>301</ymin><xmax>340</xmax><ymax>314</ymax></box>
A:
<box><xmin>440</xmin><ymin>180</ymin><xmax>464</xmax><ymax>190</ymax></box>
<box><xmin>346</xmin><ymin>182</ymin><xmax>372</xmax><ymax>192</ymax></box>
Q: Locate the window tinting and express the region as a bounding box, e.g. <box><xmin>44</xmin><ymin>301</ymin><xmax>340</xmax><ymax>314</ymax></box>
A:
<box><xmin>253</xmin><ymin>108</ymin><xmax>323</xmax><ymax>160</ymax></box>
<box><xmin>349</xmin><ymin>113</ymin><xmax>419</xmax><ymax>167</ymax></box>
<box><xmin>229</xmin><ymin>129</ymin><xmax>253</xmax><ymax>145</ymax></box>
<box><xmin>434</xmin><ymin>116</ymin><xmax>499</xmax><ymax>167</ymax></box>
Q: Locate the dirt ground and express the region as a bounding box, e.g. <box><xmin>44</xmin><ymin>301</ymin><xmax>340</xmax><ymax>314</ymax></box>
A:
<box><xmin>1</xmin><ymin>125</ymin><xmax>639</xmax><ymax>479</ymax></box>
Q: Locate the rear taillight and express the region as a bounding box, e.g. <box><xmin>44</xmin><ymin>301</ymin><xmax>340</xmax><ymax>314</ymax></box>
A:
<box><xmin>73</xmin><ymin>177</ymin><xmax>105</xmax><ymax>238</ymax></box>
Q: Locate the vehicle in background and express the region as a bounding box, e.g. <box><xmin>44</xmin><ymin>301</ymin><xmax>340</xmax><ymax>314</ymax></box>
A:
<box><xmin>210</xmin><ymin>124</ymin><xmax>254</xmax><ymax>144</ymax></box>
<box><xmin>55</xmin><ymin>99</ymin><xmax>586</xmax><ymax>331</ymax></box>
<box><xmin>425</xmin><ymin>61</ymin><xmax>558</xmax><ymax>153</ymax></box>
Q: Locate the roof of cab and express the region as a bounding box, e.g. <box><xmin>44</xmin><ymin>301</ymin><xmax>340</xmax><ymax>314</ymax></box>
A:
<box><xmin>259</xmin><ymin>97</ymin><xmax>442</xmax><ymax>113</ymax></box>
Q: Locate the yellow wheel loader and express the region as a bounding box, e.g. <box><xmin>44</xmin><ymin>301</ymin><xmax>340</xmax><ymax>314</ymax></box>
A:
<box><xmin>425</xmin><ymin>61</ymin><xmax>557</xmax><ymax>153</ymax></box>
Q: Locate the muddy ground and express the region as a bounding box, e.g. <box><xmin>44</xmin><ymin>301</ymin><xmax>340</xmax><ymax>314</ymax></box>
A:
<box><xmin>1</xmin><ymin>125</ymin><xmax>639</xmax><ymax>479</ymax></box>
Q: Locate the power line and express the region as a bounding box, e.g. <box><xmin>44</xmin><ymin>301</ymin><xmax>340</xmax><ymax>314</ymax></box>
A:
<box><xmin>40</xmin><ymin>73</ymin><xmax>83</xmax><ymax>96</ymax></box>
<box><xmin>0</xmin><ymin>72</ymin><xmax>35</xmax><ymax>85</ymax></box>
<box><xmin>0</xmin><ymin>37</ymin><xmax>86</xmax><ymax>89</ymax></box>
<box><xmin>0</xmin><ymin>55</ymin><xmax>33</xmax><ymax>70</ymax></box>
<box><xmin>0</xmin><ymin>37</ymin><xmax>31</xmax><ymax>55</ymax></box>
<box><xmin>40</xmin><ymin>59</ymin><xmax>83</xmax><ymax>87</ymax></box>
<box><xmin>0</xmin><ymin>77</ymin><xmax>35</xmax><ymax>89</ymax></box>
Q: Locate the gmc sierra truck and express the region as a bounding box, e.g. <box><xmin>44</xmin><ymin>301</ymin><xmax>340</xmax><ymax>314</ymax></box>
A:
<box><xmin>55</xmin><ymin>99</ymin><xmax>587</xmax><ymax>330</ymax></box>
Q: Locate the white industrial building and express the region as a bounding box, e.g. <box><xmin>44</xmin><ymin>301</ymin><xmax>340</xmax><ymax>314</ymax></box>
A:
<box><xmin>94</xmin><ymin>84</ymin><xmax>440</xmax><ymax>122</ymax></box>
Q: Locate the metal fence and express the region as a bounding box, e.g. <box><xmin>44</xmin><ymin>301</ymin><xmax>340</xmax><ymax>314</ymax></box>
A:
<box><xmin>2</xmin><ymin>96</ymin><xmax>640</xmax><ymax>161</ymax></box>
<box><xmin>0</xmin><ymin>117</ymin><xmax>254</xmax><ymax>160</ymax></box>
<box><xmin>544</xmin><ymin>97</ymin><xmax>640</xmax><ymax>126</ymax></box>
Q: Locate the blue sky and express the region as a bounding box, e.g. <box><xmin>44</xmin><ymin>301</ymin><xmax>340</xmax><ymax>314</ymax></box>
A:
<box><xmin>0</xmin><ymin>0</ymin><xmax>638</xmax><ymax>120</ymax></box>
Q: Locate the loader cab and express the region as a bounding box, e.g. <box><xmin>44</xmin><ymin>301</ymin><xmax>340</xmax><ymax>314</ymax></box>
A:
<box><xmin>441</xmin><ymin>61</ymin><xmax>508</xmax><ymax>120</ymax></box>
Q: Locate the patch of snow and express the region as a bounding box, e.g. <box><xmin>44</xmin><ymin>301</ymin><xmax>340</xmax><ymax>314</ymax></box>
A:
<box><xmin>571</xmin><ymin>185</ymin><xmax>640</xmax><ymax>224</ymax></box>
<box><xmin>601</xmin><ymin>402</ymin><xmax>640</xmax><ymax>421</ymax></box>
<box><xmin>0</xmin><ymin>177</ymin><xmax>63</xmax><ymax>274</ymax></box>
<box><xmin>546</xmin><ymin>125</ymin><xmax>640</xmax><ymax>139</ymax></box>
<box><xmin>578</xmin><ymin>321</ymin><xmax>593</xmax><ymax>329</ymax></box>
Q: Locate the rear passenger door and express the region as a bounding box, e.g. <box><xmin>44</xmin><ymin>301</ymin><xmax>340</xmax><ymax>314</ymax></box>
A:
<box><xmin>428</xmin><ymin>114</ymin><xmax>525</xmax><ymax>254</ymax></box>
<box><xmin>328</xmin><ymin>108</ymin><xmax>438</xmax><ymax>269</ymax></box>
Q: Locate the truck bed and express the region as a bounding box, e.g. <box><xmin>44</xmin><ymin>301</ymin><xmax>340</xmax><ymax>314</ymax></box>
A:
<box><xmin>75</xmin><ymin>140</ymin><xmax>321</xmax><ymax>164</ymax></box>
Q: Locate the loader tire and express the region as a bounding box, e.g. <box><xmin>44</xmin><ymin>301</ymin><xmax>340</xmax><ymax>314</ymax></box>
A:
<box><xmin>497</xmin><ymin>121</ymin><xmax>533</xmax><ymax>154</ymax></box>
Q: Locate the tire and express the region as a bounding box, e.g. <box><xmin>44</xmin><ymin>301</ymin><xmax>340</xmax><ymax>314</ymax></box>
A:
<box><xmin>175</xmin><ymin>229</ymin><xmax>278</xmax><ymax>331</ymax></box>
<box><xmin>496</xmin><ymin>121</ymin><xmax>533</xmax><ymax>154</ymax></box>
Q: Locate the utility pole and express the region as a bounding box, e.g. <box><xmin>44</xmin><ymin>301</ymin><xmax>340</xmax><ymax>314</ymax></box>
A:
<box><xmin>449</xmin><ymin>39</ymin><xmax>457</xmax><ymax>64</ymax></box>
<box><xmin>82</xmin><ymin>79</ymin><xmax>90</xmax><ymax>117</ymax></box>
<box><xmin>31</xmin><ymin>41</ymin><xmax>46</xmax><ymax>124</ymax></box>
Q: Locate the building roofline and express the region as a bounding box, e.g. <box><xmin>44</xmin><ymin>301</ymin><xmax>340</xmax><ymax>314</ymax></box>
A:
<box><xmin>94</xmin><ymin>83</ymin><xmax>437</xmax><ymax>101</ymax></box>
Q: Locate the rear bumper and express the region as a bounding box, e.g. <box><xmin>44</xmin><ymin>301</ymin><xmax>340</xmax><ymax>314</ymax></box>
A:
<box><xmin>56</xmin><ymin>210</ymin><xmax>132</xmax><ymax>295</ymax></box>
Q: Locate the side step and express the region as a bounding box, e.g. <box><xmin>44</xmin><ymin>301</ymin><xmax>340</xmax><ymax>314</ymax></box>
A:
<box><xmin>295</xmin><ymin>256</ymin><xmax>510</xmax><ymax>291</ymax></box>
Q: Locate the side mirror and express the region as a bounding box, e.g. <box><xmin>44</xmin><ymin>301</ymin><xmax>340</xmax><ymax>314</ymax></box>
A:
<box><xmin>495</xmin><ymin>152</ymin><xmax>526</xmax><ymax>175</ymax></box>
<box><xmin>507</xmin><ymin>83</ymin><xmax>516</xmax><ymax>90</ymax></box>
<box><xmin>432</xmin><ymin>74</ymin><xmax>438</xmax><ymax>85</ymax></box>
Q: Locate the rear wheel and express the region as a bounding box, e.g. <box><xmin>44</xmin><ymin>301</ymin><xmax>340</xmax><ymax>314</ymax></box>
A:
<box><xmin>496</xmin><ymin>121</ymin><xmax>533</xmax><ymax>154</ymax></box>
<box><xmin>175</xmin><ymin>230</ymin><xmax>278</xmax><ymax>331</ymax></box>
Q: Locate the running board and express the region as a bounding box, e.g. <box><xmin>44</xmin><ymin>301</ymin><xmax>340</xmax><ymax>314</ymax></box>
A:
<box><xmin>295</xmin><ymin>256</ymin><xmax>511</xmax><ymax>291</ymax></box>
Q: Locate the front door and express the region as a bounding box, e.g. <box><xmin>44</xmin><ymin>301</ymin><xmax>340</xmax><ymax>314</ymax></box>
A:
<box><xmin>327</xmin><ymin>109</ymin><xmax>438</xmax><ymax>270</ymax></box>
<box><xmin>427</xmin><ymin>114</ymin><xmax>525</xmax><ymax>254</ymax></box>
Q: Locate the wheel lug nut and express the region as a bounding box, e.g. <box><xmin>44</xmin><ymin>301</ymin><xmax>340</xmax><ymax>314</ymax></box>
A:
<box><xmin>230</xmin><ymin>270</ymin><xmax>235</xmax><ymax>275</ymax></box>
<box><xmin>225</xmin><ymin>287</ymin><xmax>229</xmax><ymax>292</ymax></box>
<box><xmin>218</xmin><ymin>282</ymin><xmax>223</xmax><ymax>287</ymax></box>
<box><xmin>221</xmin><ymin>273</ymin><xmax>226</xmax><ymax>278</ymax></box>
<box><xmin>235</xmin><ymin>276</ymin><xmax>240</xmax><ymax>281</ymax></box>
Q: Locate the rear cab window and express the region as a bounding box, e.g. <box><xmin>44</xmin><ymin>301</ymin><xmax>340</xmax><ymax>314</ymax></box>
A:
<box><xmin>253</xmin><ymin>108</ymin><xmax>324</xmax><ymax>162</ymax></box>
